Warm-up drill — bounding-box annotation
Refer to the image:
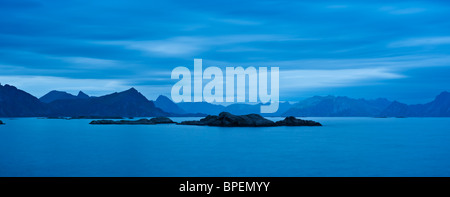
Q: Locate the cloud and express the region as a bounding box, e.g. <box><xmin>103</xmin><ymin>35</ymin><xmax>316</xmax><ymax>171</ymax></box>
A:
<box><xmin>212</xmin><ymin>18</ymin><xmax>262</xmax><ymax>25</ymax></box>
<box><xmin>109</xmin><ymin>39</ymin><xmax>202</xmax><ymax>56</ymax></box>
<box><xmin>57</xmin><ymin>57</ymin><xmax>124</xmax><ymax>69</ymax></box>
<box><xmin>280</xmin><ymin>68</ymin><xmax>405</xmax><ymax>91</ymax></box>
<box><xmin>380</xmin><ymin>6</ymin><xmax>426</xmax><ymax>15</ymax></box>
<box><xmin>98</xmin><ymin>35</ymin><xmax>309</xmax><ymax>57</ymax></box>
<box><xmin>1</xmin><ymin>0</ymin><xmax>449</xmax><ymax>103</ymax></box>
<box><xmin>327</xmin><ymin>5</ymin><xmax>348</xmax><ymax>9</ymax></box>
<box><xmin>203</xmin><ymin>54</ymin><xmax>450</xmax><ymax>70</ymax></box>
<box><xmin>389</xmin><ymin>37</ymin><xmax>450</xmax><ymax>47</ymax></box>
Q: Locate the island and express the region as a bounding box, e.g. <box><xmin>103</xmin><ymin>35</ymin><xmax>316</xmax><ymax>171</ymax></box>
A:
<box><xmin>178</xmin><ymin>112</ymin><xmax>322</xmax><ymax>127</ymax></box>
<box><xmin>88</xmin><ymin>112</ymin><xmax>322</xmax><ymax>127</ymax></box>
<box><xmin>275</xmin><ymin>116</ymin><xmax>322</xmax><ymax>126</ymax></box>
<box><xmin>90</xmin><ymin>117</ymin><xmax>175</xmax><ymax>125</ymax></box>
<box><xmin>48</xmin><ymin>116</ymin><xmax>125</xmax><ymax>120</ymax></box>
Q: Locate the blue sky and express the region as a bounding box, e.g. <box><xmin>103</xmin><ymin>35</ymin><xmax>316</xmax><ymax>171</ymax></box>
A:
<box><xmin>1</xmin><ymin>0</ymin><xmax>449</xmax><ymax>104</ymax></box>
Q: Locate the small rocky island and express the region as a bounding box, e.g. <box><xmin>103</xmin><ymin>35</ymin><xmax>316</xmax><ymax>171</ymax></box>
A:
<box><xmin>89</xmin><ymin>112</ymin><xmax>322</xmax><ymax>127</ymax></box>
<box><xmin>275</xmin><ymin>116</ymin><xmax>322</xmax><ymax>126</ymax></box>
<box><xmin>179</xmin><ymin>112</ymin><xmax>322</xmax><ymax>127</ymax></box>
<box><xmin>90</xmin><ymin>117</ymin><xmax>175</xmax><ymax>125</ymax></box>
<box><xmin>48</xmin><ymin>116</ymin><xmax>124</xmax><ymax>120</ymax></box>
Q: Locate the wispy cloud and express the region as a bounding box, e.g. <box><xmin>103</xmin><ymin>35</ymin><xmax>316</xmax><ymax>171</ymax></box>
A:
<box><xmin>280</xmin><ymin>68</ymin><xmax>405</xmax><ymax>91</ymax></box>
<box><xmin>327</xmin><ymin>5</ymin><xmax>348</xmax><ymax>9</ymax></box>
<box><xmin>204</xmin><ymin>55</ymin><xmax>450</xmax><ymax>70</ymax></box>
<box><xmin>98</xmin><ymin>35</ymin><xmax>311</xmax><ymax>57</ymax></box>
<box><xmin>0</xmin><ymin>0</ymin><xmax>449</xmax><ymax>103</ymax></box>
<box><xmin>56</xmin><ymin>57</ymin><xmax>123</xmax><ymax>69</ymax></box>
<box><xmin>389</xmin><ymin>36</ymin><xmax>450</xmax><ymax>47</ymax></box>
<box><xmin>380</xmin><ymin>6</ymin><xmax>426</xmax><ymax>15</ymax></box>
<box><xmin>212</xmin><ymin>18</ymin><xmax>262</xmax><ymax>25</ymax></box>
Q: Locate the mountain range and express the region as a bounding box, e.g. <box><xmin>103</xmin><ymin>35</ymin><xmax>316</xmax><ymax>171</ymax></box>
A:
<box><xmin>0</xmin><ymin>84</ymin><xmax>48</xmax><ymax>117</ymax></box>
<box><xmin>0</xmin><ymin>83</ymin><xmax>449</xmax><ymax>117</ymax></box>
<box><xmin>380</xmin><ymin>91</ymin><xmax>450</xmax><ymax>117</ymax></box>
<box><xmin>47</xmin><ymin>88</ymin><xmax>168</xmax><ymax>117</ymax></box>
<box><xmin>0</xmin><ymin>84</ymin><xmax>167</xmax><ymax>117</ymax></box>
<box><xmin>283</xmin><ymin>96</ymin><xmax>392</xmax><ymax>117</ymax></box>
<box><xmin>39</xmin><ymin>90</ymin><xmax>90</xmax><ymax>103</ymax></box>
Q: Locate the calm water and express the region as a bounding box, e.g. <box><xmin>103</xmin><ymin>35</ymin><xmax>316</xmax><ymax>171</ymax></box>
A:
<box><xmin>0</xmin><ymin>117</ymin><xmax>449</xmax><ymax>177</ymax></box>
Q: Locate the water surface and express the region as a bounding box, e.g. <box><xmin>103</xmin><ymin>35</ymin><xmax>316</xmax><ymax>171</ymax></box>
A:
<box><xmin>0</xmin><ymin>117</ymin><xmax>449</xmax><ymax>177</ymax></box>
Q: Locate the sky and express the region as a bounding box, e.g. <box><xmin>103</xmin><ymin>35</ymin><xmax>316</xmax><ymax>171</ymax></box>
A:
<box><xmin>1</xmin><ymin>0</ymin><xmax>450</xmax><ymax>104</ymax></box>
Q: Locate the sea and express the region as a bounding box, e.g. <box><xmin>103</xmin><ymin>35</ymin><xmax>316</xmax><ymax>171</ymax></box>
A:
<box><xmin>0</xmin><ymin>117</ymin><xmax>449</xmax><ymax>177</ymax></box>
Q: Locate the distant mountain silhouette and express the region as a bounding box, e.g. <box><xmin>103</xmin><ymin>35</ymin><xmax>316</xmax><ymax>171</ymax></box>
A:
<box><xmin>0</xmin><ymin>84</ymin><xmax>48</xmax><ymax>117</ymax></box>
<box><xmin>222</xmin><ymin>103</ymin><xmax>260</xmax><ymax>115</ymax></box>
<box><xmin>283</xmin><ymin>95</ymin><xmax>392</xmax><ymax>117</ymax></box>
<box><xmin>40</xmin><ymin>90</ymin><xmax>90</xmax><ymax>103</ymax></box>
<box><xmin>1</xmin><ymin>83</ymin><xmax>449</xmax><ymax>117</ymax></box>
<box><xmin>381</xmin><ymin>91</ymin><xmax>450</xmax><ymax>117</ymax></box>
<box><xmin>48</xmin><ymin>88</ymin><xmax>168</xmax><ymax>117</ymax></box>
<box><xmin>154</xmin><ymin>95</ymin><xmax>185</xmax><ymax>114</ymax></box>
<box><xmin>77</xmin><ymin>91</ymin><xmax>90</xmax><ymax>99</ymax></box>
<box><xmin>222</xmin><ymin>102</ymin><xmax>292</xmax><ymax>116</ymax></box>
<box><xmin>178</xmin><ymin>102</ymin><xmax>226</xmax><ymax>115</ymax></box>
<box><xmin>1</xmin><ymin>85</ymin><xmax>167</xmax><ymax>117</ymax></box>
<box><xmin>155</xmin><ymin>96</ymin><xmax>291</xmax><ymax>116</ymax></box>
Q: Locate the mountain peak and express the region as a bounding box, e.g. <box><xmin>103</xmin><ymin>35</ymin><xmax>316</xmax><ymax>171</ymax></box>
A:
<box><xmin>381</xmin><ymin>91</ymin><xmax>450</xmax><ymax>117</ymax></box>
<box><xmin>437</xmin><ymin>91</ymin><xmax>450</xmax><ymax>97</ymax></box>
<box><xmin>39</xmin><ymin>90</ymin><xmax>76</xmax><ymax>103</ymax></box>
<box><xmin>110</xmin><ymin>88</ymin><xmax>148</xmax><ymax>103</ymax></box>
<box><xmin>156</xmin><ymin>95</ymin><xmax>171</xmax><ymax>102</ymax></box>
<box><xmin>0</xmin><ymin>84</ymin><xmax>45</xmax><ymax>117</ymax></box>
<box><xmin>123</xmin><ymin>87</ymin><xmax>139</xmax><ymax>94</ymax></box>
<box><xmin>433</xmin><ymin>91</ymin><xmax>450</xmax><ymax>103</ymax></box>
<box><xmin>49</xmin><ymin>90</ymin><xmax>68</xmax><ymax>94</ymax></box>
<box><xmin>77</xmin><ymin>91</ymin><xmax>89</xmax><ymax>99</ymax></box>
<box><xmin>1</xmin><ymin>84</ymin><xmax>18</xmax><ymax>90</ymax></box>
<box><xmin>154</xmin><ymin>95</ymin><xmax>185</xmax><ymax>114</ymax></box>
<box><xmin>45</xmin><ymin>87</ymin><xmax>168</xmax><ymax>117</ymax></box>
